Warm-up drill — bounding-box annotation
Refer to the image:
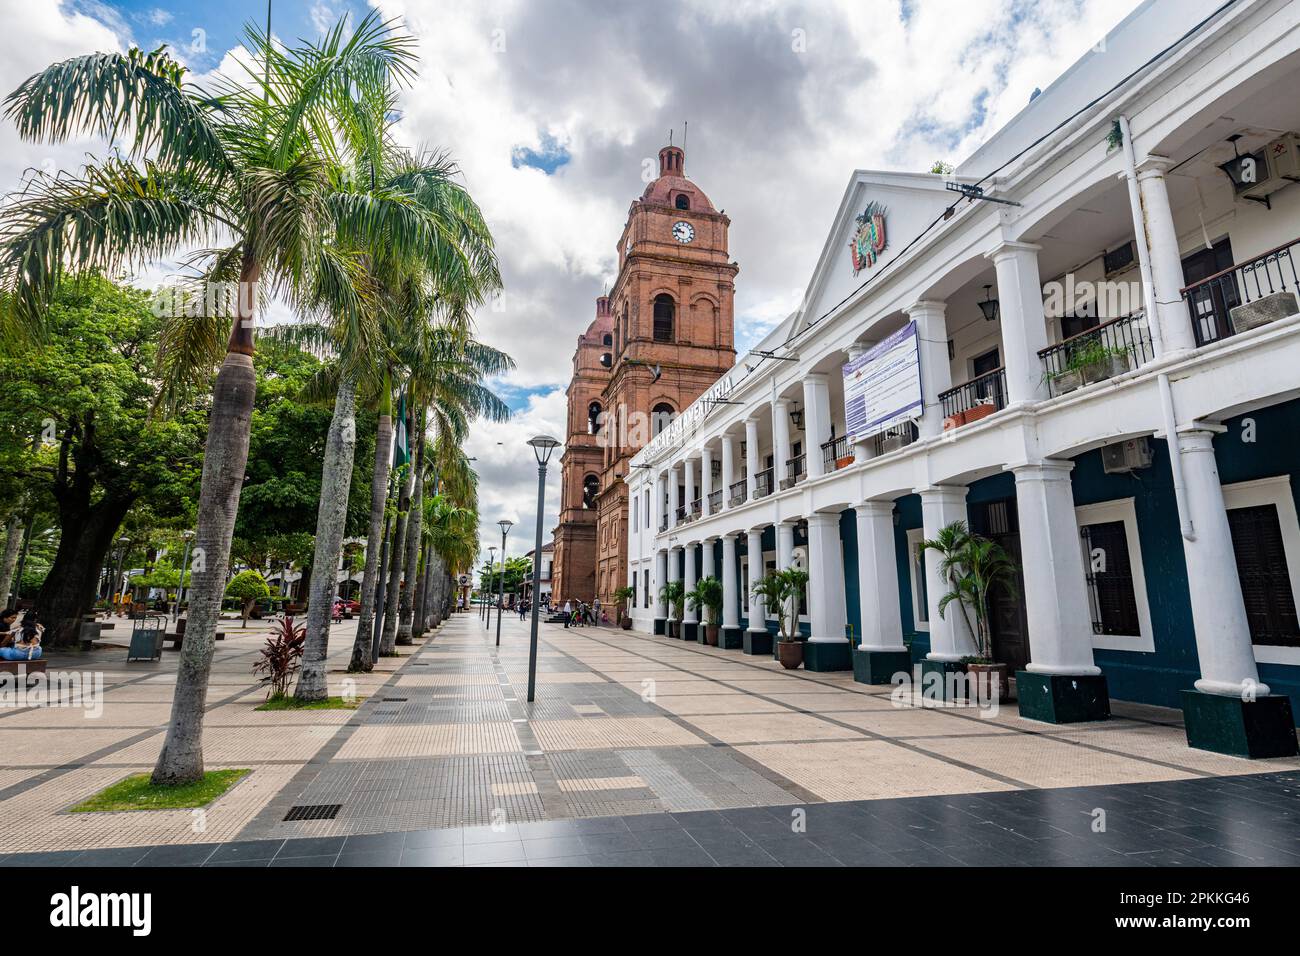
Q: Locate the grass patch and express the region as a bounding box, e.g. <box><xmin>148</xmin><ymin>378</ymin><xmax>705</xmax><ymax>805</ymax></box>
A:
<box><xmin>254</xmin><ymin>695</ymin><xmax>362</xmax><ymax>711</ymax></box>
<box><xmin>69</xmin><ymin>769</ymin><xmax>250</xmax><ymax>813</ymax></box>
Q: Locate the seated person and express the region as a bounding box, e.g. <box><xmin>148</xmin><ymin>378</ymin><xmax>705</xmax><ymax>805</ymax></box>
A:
<box><xmin>0</xmin><ymin>610</ymin><xmax>42</xmax><ymax>661</ymax></box>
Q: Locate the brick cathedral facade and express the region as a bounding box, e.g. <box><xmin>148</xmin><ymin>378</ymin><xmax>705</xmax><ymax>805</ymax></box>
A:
<box><xmin>550</xmin><ymin>144</ymin><xmax>738</xmax><ymax>613</ymax></box>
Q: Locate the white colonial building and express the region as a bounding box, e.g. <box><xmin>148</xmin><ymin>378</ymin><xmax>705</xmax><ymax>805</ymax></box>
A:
<box><xmin>626</xmin><ymin>0</ymin><xmax>1300</xmax><ymax>757</ymax></box>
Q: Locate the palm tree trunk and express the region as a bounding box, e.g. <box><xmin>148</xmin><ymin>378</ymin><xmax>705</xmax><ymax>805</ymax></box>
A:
<box><xmin>296</xmin><ymin>373</ymin><xmax>358</xmax><ymax>701</ymax></box>
<box><xmin>152</xmin><ymin>273</ymin><xmax>260</xmax><ymax>785</ymax></box>
<box><xmin>396</xmin><ymin>420</ymin><xmax>426</xmax><ymax>644</ymax></box>
<box><xmin>350</xmin><ymin>409</ymin><xmax>392</xmax><ymax>672</ymax></box>
<box><xmin>379</xmin><ymin>434</ymin><xmax>414</xmax><ymax>655</ymax></box>
<box><xmin>412</xmin><ymin>535</ymin><xmax>430</xmax><ymax>636</ymax></box>
<box><xmin>0</xmin><ymin>513</ymin><xmax>23</xmax><ymax>606</ymax></box>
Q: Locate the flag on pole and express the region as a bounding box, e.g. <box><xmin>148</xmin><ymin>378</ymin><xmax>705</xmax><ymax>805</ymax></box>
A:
<box><xmin>394</xmin><ymin>390</ymin><xmax>410</xmax><ymax>467</ymax></box>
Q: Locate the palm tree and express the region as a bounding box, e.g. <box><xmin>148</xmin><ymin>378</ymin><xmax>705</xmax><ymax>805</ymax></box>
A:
<box><xmin>753</xmin><ymin>568</ymin><xmax>807</xmax><ymax>642</ymax></box>
<box><xmin>659</xmin><ymin>580</ymin><xmax>685</xmax><ymax>635</ymax></box>
<box><xmin>920</xmin><ymin>520</ymin><xmax>1018</xmax><ymax>662</ymax></box>
<box><xmin>0</xmin><ymin>13</ymin><xmax>473</xmax><ymax>785</ymax></box>
<box><xmin>686</xmin><ymin>575</ymin><xmax>723</xmax><ymax>639</ymax></box>
<box><xmin>284</xmin><ymin>154</ymin><xmax>500</xmax><ymax>698</ymax></box>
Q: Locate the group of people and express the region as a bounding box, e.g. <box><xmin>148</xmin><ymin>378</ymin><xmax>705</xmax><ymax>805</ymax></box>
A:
<box><xmin>559</xmin><ymin>598</ymin><xmax>606</xmax><ymax>628</ymax></box>
<box><xmin>0</xmin><ymin>608</ymin><xmax>43</xmax><ymax>661</ymax></box>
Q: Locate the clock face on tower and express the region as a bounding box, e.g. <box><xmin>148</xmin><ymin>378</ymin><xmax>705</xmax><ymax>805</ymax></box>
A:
<box><xmin>671</xmin><ymin>221</ymin><xmax>695</xmax><ymax>244</ymax></box>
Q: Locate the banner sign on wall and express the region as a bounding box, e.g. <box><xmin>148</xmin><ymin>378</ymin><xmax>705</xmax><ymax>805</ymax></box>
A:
<box><xmin>842</xmin><ymin>320</ymin><xmax>923</xmax><ymax>442</ymax></box>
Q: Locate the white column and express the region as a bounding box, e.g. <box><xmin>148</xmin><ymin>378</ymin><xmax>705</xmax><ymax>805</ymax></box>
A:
<box><xmin>776</xmin><ymin>520</ymin><xmax>797</xmax><ymax>634</ymax></box>
<box><xmin>684</xmin><ymin>458</ymin><xmax>696</xmax><ymax>515</ymax></box>
<box><xmin>1011</xmin><ymin>461</ymin><xmax>1101</xmax><ymax>675</ymax></box>
<box><xmin>667</xmin><ymin>545</ymin><xmax>681</xmax><ymax>621</ymax></box>
<box><xmin>746</xmin><ymin>529</ymin><xmax>766</xmax><ymax>632</ymax></box>
<box><xmin>682</xmin><ymin>542</ymin><xmax>698</xmax><ymax>624</ymax></box>
<box><xmin>668</xmin><ymin>466</ymin><xmax>680</xmax><ymax>528</ymax></box>
<box><xmin>700</xmin><ymin>446</ymin><xmax>713</xmax><ymax>516</ymax></box>
<box><xmin>987</xmin><ymin>241</ymin><xmax>1050</xmax><ymax>406</ymax></box>
<box><xmin>653</xmin><ymin>549</ymin><xmax>667</xmax><ymax>619</ymax></box>
<box><xmin>1136</xmin><ymin>156</ymin><xmax>1197</xmax><ymax>355</ymax></box>
<box><xmin>1178</xmin><ymin>426</ymin><xmax>1269</xmax><ymax>696</ymax></box>
<box><xmin>720</xmin><ymin>434</ymin><xmax>736</xmax><ymax>510</ymax></box>
<box><xmin>805</xmin><ymin>512</ymin><xmax>848</xmax><ymax>645</ymax></box>
<box><xmin>744</xmin><ymin>417</ymin><xmax>760</xmax><ymax>499</ymax></box>
<box><xmin>653</xmin><ymin>471</ymin><xmax>664</xmax><ymax>532</ymax></box>
<box><xmin>906</xmin><ymin>301</ymin><xmax>951</xmax><ymax>438</ymax></box>
<box><xmin>721</xmin><ymin>533</ymin><xmax>741</xmax><ymax>630</ymax></box>
<box><xmin>918</xmin><ymin>485</ymin><xmax>978</xmax><ymax>660</ymax></box>
<box><xmin>802</xmin><ymin>374</ymin><xmax>831</xmax><ymax>479</ymax></box>
<box><xmin>854</xmin><ymin>501</ymin><xmax>906</xmax><ymax>652</ymax></box>
<box><xmin>772</xmin><ymin>399</ymin><xmax>792</xmax><ymax>484</ymax></box>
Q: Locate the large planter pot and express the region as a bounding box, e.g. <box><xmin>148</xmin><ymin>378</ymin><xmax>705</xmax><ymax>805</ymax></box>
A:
<box><xmin>668</xmin><ymin>620</ymin><xmax>679</xmax><ymax>639</ymax></box>
<box><xmin>776</xmin><ymin>640</ymin><xmax>804</xmax><ymax>670</ymax></box>
<box><xmin>966</xmin><ymin>662</ymin><xmax>1010</xmax><ymax>703</ymax></box>
<box><xmin>1082</xmin><ymin>352</ymin><xmax>1130</xmax><ymax>385</ymax></box>
<box><xmin>705</xmin><ymin>624</ymin><xmax>719</xmax><ymax>646</ymax></box>
<box><xmin>964</xmin><ymin>402</ymin><xmax>997</xmax><ymax>424</ymax></box>
<box><xmin>1052</xmin><ymin>368</ymin><xmax>1084</xmax><ymax>395</ymax></box>
<box><xmin>620</xmin><ymin>615</ymin><xmax>632</xmax><ymax>630</ymax></box>
<box><xmin>942</xmin><ymin>410</ymin><xmax>967</xmax><ymax>431</ymax></box>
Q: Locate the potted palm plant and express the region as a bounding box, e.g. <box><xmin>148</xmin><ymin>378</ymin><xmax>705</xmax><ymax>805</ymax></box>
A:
<box><xmin>921</xmin><ymin>520</ymin><xmax>1018</xmax><ymax>702</ymax></box>
<box><xmin>613</xmin><ymin>586</ymin><xmax>635</xmax><ymax>629</ymax></box>
<box><xmin>659</xmin><ymin>580</ymin><xmax>685</xmax><ymax>638</ymax></box>
<box><xmin>754</xmin><ymin>568</ymin><xmax>807</xmax><ymax>669</ymax></box>
<box><xmin>687</xmin><ymin>576</ymin><xmax>724</xmax><ymax>645</ymax></box>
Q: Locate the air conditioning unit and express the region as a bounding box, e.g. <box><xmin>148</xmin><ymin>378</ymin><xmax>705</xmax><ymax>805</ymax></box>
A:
<box><xmin>1101</xmin><ymin>437</ymin><xmax>1153</xmax><ymax>474</ymax></box>
<box><xmin>1221</xmin><ymin>133</ymin><xmax>1300</xmax><ymax>205</ymax></box>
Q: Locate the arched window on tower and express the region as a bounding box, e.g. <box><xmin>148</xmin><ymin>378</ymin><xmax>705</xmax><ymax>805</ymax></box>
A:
<box><xmin>588</xmin><ymin>401</ymin><xmax>602</xmax><ymax>435</ymax></box>
<box><xmin>583</xmin><ymin>474</ymin><xmax>599</xmax><ymax>509</ymax></box>
<box><xmin>652</xmin><ymin>402</ymin><xmax>675</xmax><ymax>437</ymax></box>
<box><xmin>602</xmin><ymin>333</ymin><xmax>612</xmax><ymax>346</ymax></box>
<box><xmin>675</xmin><ymin>194</ymin><xmax>690</xmax><ymax>210</ymax></box>
<box><xmin>653</xmin><ymin>294</ymin><xmax>675</xmax><ymax>342</ymax></box>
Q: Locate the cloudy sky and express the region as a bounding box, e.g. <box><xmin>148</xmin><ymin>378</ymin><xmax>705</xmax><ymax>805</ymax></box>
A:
<box><xmin>7</xmin><ymin>0</ymin><xmax>1141</xmax><ymax>560</ymax></box>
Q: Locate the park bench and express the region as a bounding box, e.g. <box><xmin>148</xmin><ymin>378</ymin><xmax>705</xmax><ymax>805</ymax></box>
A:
<box><xmin>164</xmin><ymin>618</ymin><xmax>225</xmax><ymax>649</ymax></box>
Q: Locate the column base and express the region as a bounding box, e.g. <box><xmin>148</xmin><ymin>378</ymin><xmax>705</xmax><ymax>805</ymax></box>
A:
<box><xmin>853</xmin><ymin>649</ymin><xmax>911</xmax><ymax>685</ymax></box>
<box><xmin>1181</xmin><ymin>689</ymin><xmax>1298</xmax><ymax>759</ymax></box>
<box><xmin>804</xmin><ymin>640</ymin><xmax>852</xmax><ymax>672</ymax></box>
<box><xmin>920</xmin><ymin>659</ymin><xmax>967</xmax><ymax>701</ymax></box>
<box><xmin>653</xmin><ymin>618</ymin><xmax>666</xmax><ymax>636</ymax></box>
<box><xmin>1016</xmin><ymin>671</ymin><xmax>1110</xmax><ymax>724</ymax></box>
<box><xmin>743</xmin><ymin>630</ymin><xmax>773</xmax><ymax>656</ymax></box>
<box><xmin>682</xmin><ymin>621</ymin><xmax>698</xmax><ymax>642</ymax></box>
<box><xmin>719</xmin><ymin>626</ymin><xmax>744</xmax><ymax>650</ymax></box>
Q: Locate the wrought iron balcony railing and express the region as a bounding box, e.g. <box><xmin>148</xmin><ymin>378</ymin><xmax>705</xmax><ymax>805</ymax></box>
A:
<box><xmin>1039</xmin><ymin>311</ymin><xmax>1153</xmax><ymax>397</ymax></box>
<box><xmin>938</xmin><ymin>367</ymin><xmax>1007</xmax><ymax>428</ymax></box>
<box><xmin>821</xmin><ymin>435</ymin><xmax>850</xmax><ymax>472</ymax></box>
<box><xmin>1181</xmin><ymin>237</ymin><xmax>1300</xmax><ymax>347</ymax></box>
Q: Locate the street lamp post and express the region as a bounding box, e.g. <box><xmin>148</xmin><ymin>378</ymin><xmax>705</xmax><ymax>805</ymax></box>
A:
<box><xmin>485</xmin><ymin>546</ymin><xmax>496</xmax><ymax>629</ymax></box>
<box><xmin>495</xmin><ymin>519</ymin><xmax>513</xmax><ymax>646</ymax></box>
<box><xmin>175</xmin><ymin>529</ymin><xmax>195</xmax><ymax>620</ymax></box>
<box><xmin>525</xmin><ymin>435</ymin><xmax>561</xmax><ymax>703</ymax></box>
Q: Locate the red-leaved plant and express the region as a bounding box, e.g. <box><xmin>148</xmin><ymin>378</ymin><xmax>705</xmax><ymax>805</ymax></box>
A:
<box><xmin>254</xmin><ymin>616</ymin><xmax>306</xmax><ymax>700</ymax></box>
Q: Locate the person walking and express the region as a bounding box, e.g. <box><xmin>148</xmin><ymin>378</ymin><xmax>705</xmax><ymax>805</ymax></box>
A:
<box><xmin>563</xmin><ymin>599</ymin><xmax>572</xmax><ymax>628</ymax></box>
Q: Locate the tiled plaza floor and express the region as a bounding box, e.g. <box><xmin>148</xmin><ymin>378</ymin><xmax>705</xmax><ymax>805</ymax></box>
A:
<box><xmin>4</xmin><ymin>610</ymin><xmax>1300</xmax><ymax>865</ymax></box>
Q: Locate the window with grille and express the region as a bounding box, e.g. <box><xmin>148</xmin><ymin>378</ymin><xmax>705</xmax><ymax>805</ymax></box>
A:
<box><xmin>653</xmin><ymin>294</ymin><xmax>675</xmax><ymax>342</ymax></box>
<box><xmin>1227</xmin><ymin>504</ymin><xmax>1300</xmax><ymax>647</ymax></box>
<box><xmin>1080</xmin><ymin>520</ymin><xmax>1140</xmax><ymax>636</ymax></box>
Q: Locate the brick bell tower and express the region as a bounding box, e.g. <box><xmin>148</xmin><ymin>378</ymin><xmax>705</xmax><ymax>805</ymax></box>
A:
<box><xmin>550</xmin><ymin>295</ymin><xmax>615</xmax><ymax>608</ymax></box>
<box><xmin>589</xmin><ymin>142</ymin><xmax>739</xmax><ymax>614</ymax></box>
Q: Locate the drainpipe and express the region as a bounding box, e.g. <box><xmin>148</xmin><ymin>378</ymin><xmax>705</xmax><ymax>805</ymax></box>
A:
<box><xmin>1119</xmin><ymin>114</ymin><xmax>1195</xmax><ymax>542</ymax></box>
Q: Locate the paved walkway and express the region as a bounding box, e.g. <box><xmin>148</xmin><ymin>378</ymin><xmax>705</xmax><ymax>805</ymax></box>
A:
<box><xmin>4</xmin><ymin>610</ymin><xmax>1300</xmax><ymax>865</ymax></box>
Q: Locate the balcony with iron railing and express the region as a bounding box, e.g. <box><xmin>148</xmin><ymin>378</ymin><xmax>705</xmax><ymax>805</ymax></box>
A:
<box><xmin>870</xmin><ymin>421</ymin><xmax>918</xmax><ymax>456</ymax></box>
<box><xmin>754</xmin><ymin>467</ymin><xmax>775</xmax><ymax>499</ymax></box>
<box><xmin>1039</xmin><ymin>311</ymin><xmax>1153</xmax><ymax>398</ymax></box>
<box><xmin>659</xmin><ymin>517</ymin><xmax>668</xmax><ymax>533</ymax></box>
<box><xmin>728</xmin><ymin>479</ymin><xmax>747</xmax><ymax>507</ymax></box>
<box><xmin>938</xmin><ymin>367</ymin><xmax>1008</xmax><ymax>429</ymax></box>
<box><xmin>674</xmin><ymin>505</ymin><xmax>687</xmax><ymax>524</ymax></box>
<box><xmin>782</xmin><ymin>454</ymin><xmax>806</xmax><ymax>489</ymax></box>
<box><xmin>708</xmin><ymin>489</ymin><xmax>722</xmax><ymax>512</ymax></box>
<box><xmin>821</xmin><ymin>435</ymin><xmax>851</xmax><ymax>472</ymax></box>
<box><xmin>1181</xmin><ymin>237</ymin><xmax>1300</xmax><ymax>347</ymax></box>
<box><xmin>690</xmin><ymin>498</ymin><xmax>702</xmax><ymax>518</ymax></box>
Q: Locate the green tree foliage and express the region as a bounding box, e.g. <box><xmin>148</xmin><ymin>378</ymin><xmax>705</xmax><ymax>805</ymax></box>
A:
<box><xmin>0</xmin><ymin>276</ymin><xmax>204</xmax><ymax>642</ymax></box>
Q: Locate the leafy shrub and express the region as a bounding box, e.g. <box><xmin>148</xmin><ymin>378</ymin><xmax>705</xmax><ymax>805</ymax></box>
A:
<box><xmin>253</xmin><ymin>616</ymin><xmax>306</xmax><ymax>699</ymax></box>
